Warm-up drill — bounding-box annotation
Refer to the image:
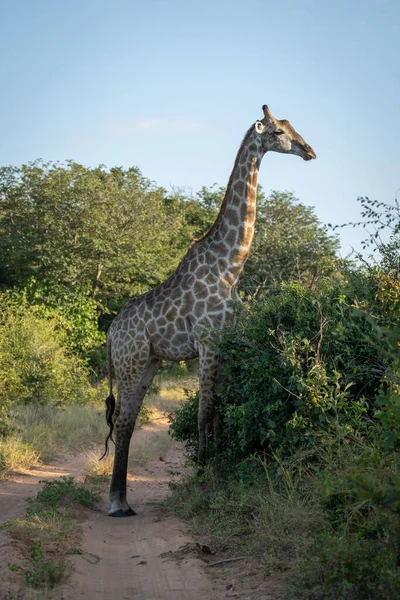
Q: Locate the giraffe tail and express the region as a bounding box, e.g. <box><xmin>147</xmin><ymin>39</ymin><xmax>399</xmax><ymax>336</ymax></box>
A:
<box><xmin>100</xmin><ymin>336</ymin><xmax>116</xmax><ymax>460</ymax></box>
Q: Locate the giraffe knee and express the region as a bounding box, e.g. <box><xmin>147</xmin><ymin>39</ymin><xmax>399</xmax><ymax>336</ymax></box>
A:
<box><xmin>114</xmin><ymin>413</ymin><xmax>135</xmax><ymax>438</ymax></box>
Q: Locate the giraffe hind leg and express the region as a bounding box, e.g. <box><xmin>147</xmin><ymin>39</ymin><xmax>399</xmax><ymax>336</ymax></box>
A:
<box><xmin>108</xmin><ymin>356</ymin><xmax>160</xmax><ymax>517</ymax></box>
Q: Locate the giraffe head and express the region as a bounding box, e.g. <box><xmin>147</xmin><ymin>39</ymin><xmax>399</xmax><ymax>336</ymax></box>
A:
<box><xmin>255</xmin><ymin>105</ymin><xmax>316</xmax><ymax>161</ymax></box>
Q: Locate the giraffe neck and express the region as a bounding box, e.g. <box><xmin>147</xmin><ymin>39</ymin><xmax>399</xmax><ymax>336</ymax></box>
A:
<box><xmin>206</xmin><ymin>127</ymin><xmax>264</xmax><ymax>285</ymax></box>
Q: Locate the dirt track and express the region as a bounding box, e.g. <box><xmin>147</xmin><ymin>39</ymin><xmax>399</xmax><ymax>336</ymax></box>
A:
<box><xmin>0</xmin><ymin>420</ymin><xmax>223</xmax><ymax>600</ymax></box>
<box><xmin>0</xmin><ymin>418</ymin><xmax>281</xmax><ymax>600</ymax></box>
<box><xmin>58</xmin><ymin>425</ymin><xmax>221</xmax><ymax>600</ymax></box>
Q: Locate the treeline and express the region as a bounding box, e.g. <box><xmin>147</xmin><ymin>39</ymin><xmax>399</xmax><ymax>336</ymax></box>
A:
<box><xmin>0</xmin><ymin>161</ymin><xmax>339</xmax><ymax>302</ymax></box>
<box><xmin>0</xmin><ymin>160</ymin><xmax>338</xmax><ymax>361</ymax></box>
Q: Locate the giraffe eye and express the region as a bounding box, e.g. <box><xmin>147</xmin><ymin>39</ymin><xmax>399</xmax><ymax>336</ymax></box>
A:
<box><xmin>274</xmin><ymin>130</ymin><xmax>284</xmax><ymax>136</ymax></box>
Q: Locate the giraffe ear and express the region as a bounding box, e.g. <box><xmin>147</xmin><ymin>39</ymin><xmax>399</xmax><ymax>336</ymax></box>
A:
<box><xmin>255</xmin><ymin>121</ymin><xmax>265</xmax><ymax>134</ymax></box>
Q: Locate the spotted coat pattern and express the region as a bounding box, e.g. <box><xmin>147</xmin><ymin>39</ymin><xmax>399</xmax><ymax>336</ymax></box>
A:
<box><xmin>106</xmin><ymin>105</ymin><xmax>316</xmax><ymax>516</ymax></box>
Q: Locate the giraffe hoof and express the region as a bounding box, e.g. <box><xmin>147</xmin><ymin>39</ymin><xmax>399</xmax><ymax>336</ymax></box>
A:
<box><xmin>108</xmin><ymin>508</ymin><xmax>137</xmax><ymax>518</ymax></box>
<box><xmin>108</xmin><ymin>509</ymin><xmax>127</xmax><ymax>518</ymax></box>
<box><xmin>124</xmin><ymin>508</ymin><xmax>137</xmax><ymax>516</ymax></box>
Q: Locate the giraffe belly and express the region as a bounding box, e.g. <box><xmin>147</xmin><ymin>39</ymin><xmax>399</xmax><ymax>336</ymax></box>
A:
<box><xmin>150</xmin><ymin>333</ymin><xmax>198</xmax><ymax>361</ymax></box>
<box><xmin>144</xmin><ymin>311</ymin><xmax>197</xmax><ymax>361</ymax></box>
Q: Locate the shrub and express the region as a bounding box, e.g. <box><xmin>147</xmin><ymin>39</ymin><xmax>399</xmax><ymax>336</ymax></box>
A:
<box><xmin>4</xmin><ymin>280</ymin><xmax>106</xmax><ymax>365</ymax></box>
<box><xmin>10</xmin><ymin>540</ymin><xmax>69</xmax><ymax>588</ymax></box>
<box><xmin>168</xmin><ymin>419</ymin><xmax>400</xmax><ymax>600</ymax></box>
<box><xmin>31</xmin><ymin>476</ymin><xmax>100</xmax><ymax>509</ymax></box>
<box><xmin>168</xmin><ymin>389</ymin><xmax>199</xmax><ymax>457</ymax></box>
<box><xmin>171</xmin><ymin>274</ymin><xmax>392</xmax><ymax>463</ymax></box>
<box><xmin>0</xmin><ymin>295</ymin><xmax>96</xmax><ymax>420</ymax></box>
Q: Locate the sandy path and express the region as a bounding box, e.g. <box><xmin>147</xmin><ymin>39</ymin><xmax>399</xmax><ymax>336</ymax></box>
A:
<box><xmin>0</xmin><ymin>452</ymin><xmax>90</xmax><ymax>524</ymax></box>
<box><xmin>0</xmin><ymin>420</ymin><xmax>222</xmax><ymax>600</ymax></box>
<box><xmin>59</xmin><ymin>421</ymin><xmax>220</xmax><ymax>600</ymax></box>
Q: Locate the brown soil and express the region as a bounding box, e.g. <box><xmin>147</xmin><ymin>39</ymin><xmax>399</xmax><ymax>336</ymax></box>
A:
<box><xmin>0</xmin><ymin>418</ymin><xmax>284</xmax><ymax>600</ymax></box>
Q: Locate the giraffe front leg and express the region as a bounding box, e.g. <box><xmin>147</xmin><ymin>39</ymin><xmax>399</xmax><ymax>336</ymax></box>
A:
<box><xmin>197</xmin><ymin>346</ymin><xmax>219</xmax><ymax>464</ymax></box>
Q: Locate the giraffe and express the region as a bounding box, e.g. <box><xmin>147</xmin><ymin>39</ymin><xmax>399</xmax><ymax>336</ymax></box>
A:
<box><xmin>104</xmin><ymin>105</ymin><xmax>316</xmax><ymax>517</ymax></box>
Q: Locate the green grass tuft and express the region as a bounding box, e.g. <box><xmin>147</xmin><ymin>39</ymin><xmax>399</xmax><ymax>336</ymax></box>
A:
<box><xmin>10</xmin><ymin>540</ymin><xmax>69</xmax><ymax>589</ymax></box>
<box><xmin>3</xmin><ymin>476</ymin><xmax>99</xmax><ymax>590</ymax></box>
<box><xmin>31</xmin><ymin>476</ymin><xmax>99</xmax><ymax>510</ymax></box>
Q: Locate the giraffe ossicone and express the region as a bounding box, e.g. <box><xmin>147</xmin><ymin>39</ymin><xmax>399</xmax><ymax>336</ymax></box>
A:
<box><xmin>104</xmin><ymin>105</ymin><xmax>316</xmax><ymax>517</ymax></box>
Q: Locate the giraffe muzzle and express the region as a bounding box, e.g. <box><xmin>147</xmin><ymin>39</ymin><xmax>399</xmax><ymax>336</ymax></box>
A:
<box><xmin>303</xmin><ymin>150</ymin><xmax>317</xmax><ymax>161</ymax></box>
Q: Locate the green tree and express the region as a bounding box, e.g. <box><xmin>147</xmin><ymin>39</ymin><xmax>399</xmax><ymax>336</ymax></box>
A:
<box><xmin>170</xmin><ymin>187</ymin><xmax>340</xmax><ymax>296</ymax></box>
<box><xmin>0</xmin><ymin>161</ymin><xmax>194</xmax><ymax>306</ymax></box>
<box><xmin>0</xmin><ymin>294</ymin><xmax>93</xmax><ymax>418</ymax></box>
<box><xmin>180</xmin><ymin>184</ymin><xmax>224</xmax><ymax>238</ymax></box>
<box><xmin>240</xmin><ymin>191</ymin><xmax>340</xmax><ymax>297</ymax></box>
<box><xmin>333</xmin><ymin>195</ymin><xmax>400</xmax><ymax>274</ymax></box>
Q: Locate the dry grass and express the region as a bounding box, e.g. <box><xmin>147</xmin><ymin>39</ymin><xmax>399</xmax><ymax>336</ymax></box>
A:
<box><xmin>86</xmin><ymin>424</ymin><xmax>174</xmax><ymax>476</ymax></box>
<box><xmin>10</xmin><ymin>404</ymin><xmax>106</xmax><ymax>462</ymax></box>
<box><xmin>0</xmin><ymin>374</ymin><xmax>193</xmax><ymax>480</ymax></box>
<box><xmin>4</xmin><ymin>510</ymin><xmax>79</xmax><ymax>553</ymax></box>
<box><xmin>84</xmin><ymin>374</ymin><xmax>195</xmax><ymax>476</ymax></box>
<box><xmin>85</xmin><ymin>450</ymin><xmax>114</xmax><ymax>477</ymax></box>
<box><xmin>146</xmin><ymin>374</ymin><xmax>198</xmax><ymax>414</ymax></box>
<box><xmin>0</xmin><ymin>404</ymin><xmax>106</xmax><ymax>479</ymax></box>
<box><xmin>0</xmin><ymin>437</ymin><xmax>40</xmax><ymax>478</ymax></box>
<box><xmin>131</xmin><ymin>427</ymin><xmax>173</xmax><ymax>467</ymax></box>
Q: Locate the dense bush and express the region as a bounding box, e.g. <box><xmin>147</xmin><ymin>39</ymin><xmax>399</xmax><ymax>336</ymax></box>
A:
<box><xmin>171</xmin><ymin>268</ymin><xmax>396</xmax><ymax>463</ymax></box>
<box><xmin>10</xmin><ymin>279</ymin><xmax>107</xmax><ymax>364</ymax></box>
<box><xmin>240</xmin><ymin>190</ymin><xmax>340</xmax><ymax>297</ymax></box>
<box><xmin>0</xmin><ymin>295</ymin><xmax>96</xmax><ymax>430</ymax></box>
<box><xmin>169</xmin><ymin>407</ymin><xmax>400</xmax><ymax>600</ymax></box>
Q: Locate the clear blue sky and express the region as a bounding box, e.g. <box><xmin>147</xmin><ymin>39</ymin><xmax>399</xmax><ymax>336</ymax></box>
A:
<box><xmin>1</xmin><ymin>0</ymin><xmax>399</xmax><ymax>254</ymax></box>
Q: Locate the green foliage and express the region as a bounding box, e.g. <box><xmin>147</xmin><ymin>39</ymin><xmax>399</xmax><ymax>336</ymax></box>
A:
<box><xmin>20</xmin><ymin>279</ymin><xmax>106</xmax><ymax>357</ymax></box>
<box><xmin>3</xmin><ymin>476</ymin><xmax>98</xmax><ymax>589</ymax></box>
<box><xmin>182</xmin><ymin>184</ymin><xmax>223</xmax><ymax>238</ymax></box>
<box><xmin>31</xmin><ymin>476</ymin><xmax>100</xmax><ymax>510</ymax></box>
<box><xmin>171</xmin><ymin>274</ymin><xmax>389</xmax><ymax>462</ymax></box>
<box><xmin>374</xmin><ymin>390</ymin><xmax>400</xmax><ymax>451</ymax></box>
<box><xmin>293</xmin><ymin>426</ymin><xmax>400</xmax><ymax>599</ymax></box>
<box><xmin>168</xmin><ymin>389</ymin><xmax>199</xmax><ymax>457</ymax></box>
<box><xmin>10</xmin><ymin>540</ymin><xmax>68</xmax><ymax>588</ymax></box>
<box><xmin>240</xmin><ymin>191</ymin><xmax>340</xmax><ymax>297</ymax></box>
<box><xmin>0</xmin><ymin>295</ymin><xmax>94</xmax><ymax>421</ymax></box>
<box><xmin>169</xmin><ymin>425</ymin><xmax>400</xmax><ymax>600</ymax></box>
<box><xmin>295</xmin><ymin>532</ymin><xmax>400</xmax><ymax>600</ymax></box>
<box><xmin>0</xmin><ymin>161</ymin><xmax>195</xmax><ymax>305</ymax></box>
<box><xmin>3</xmin><ymin>281</ymin><xmax>106</xmax><ymax>366</ymax></box>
